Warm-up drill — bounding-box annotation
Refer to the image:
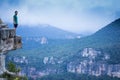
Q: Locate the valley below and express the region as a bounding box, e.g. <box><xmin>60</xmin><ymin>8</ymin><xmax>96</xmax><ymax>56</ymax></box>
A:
<box><xmin>6</xmin><ymin>18</ymin><xmax>120</xmax><ymax>80</ymax></box>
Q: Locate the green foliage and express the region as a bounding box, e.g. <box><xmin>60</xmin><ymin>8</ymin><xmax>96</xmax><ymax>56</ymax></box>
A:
<box><xmin>0</xmin><ymin>61</ymin><xmax>28</xmax><ymax>80</ymax></box>
<box><xmin>7</xmin><ymin>61</ymin><xmax>20</xmax><ymax>73</ymax></box>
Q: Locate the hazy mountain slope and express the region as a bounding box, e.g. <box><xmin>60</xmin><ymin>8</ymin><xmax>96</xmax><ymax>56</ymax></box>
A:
<box><xmin>92</xmin><ymin>18</ymin><xmax>120</xmax><ymax>42</ymax></box>
<box><xmin>76</xmin><ymin>18</ymin><xmax>120</xmax><ymax>48</ymax></box>
<box><xmin>9</xmin><ymin>24</ymin><xmax>79</xmax><ymax>39</ymax></box>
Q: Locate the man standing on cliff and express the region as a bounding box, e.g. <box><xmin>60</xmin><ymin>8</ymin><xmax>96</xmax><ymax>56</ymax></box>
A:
<box><xmin>13</xmin><ymin>11</ymin><xmax>18</xmax><ymax>30</ymax></box>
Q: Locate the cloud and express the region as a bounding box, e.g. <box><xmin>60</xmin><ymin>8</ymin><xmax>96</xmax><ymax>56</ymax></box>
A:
<box><xmin>0</xmin><ymin>0</ymin><xmax>120</xmax><ymax>34</ymax></box>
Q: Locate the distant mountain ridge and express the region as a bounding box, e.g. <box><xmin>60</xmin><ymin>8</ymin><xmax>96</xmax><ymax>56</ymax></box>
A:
<box><xmin>78</xmin><ymin>18</ymin><xmax>120</xmax><ymax>48</ymax></box>
<box><xmin>92</xmin><ymin>18</ymin><xmax>120</xmax><ymax>41</ymax></box>
<box><xmin>9</xmin><ymin>24</ymin><xmax>79</xmax><ymax>39</ymax></box>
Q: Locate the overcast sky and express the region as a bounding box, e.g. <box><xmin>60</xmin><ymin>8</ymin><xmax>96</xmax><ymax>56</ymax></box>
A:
<box><xmin>0</xmin><ymin>0</ymin><xmax>120</xmax><ymax>34</ymax></box>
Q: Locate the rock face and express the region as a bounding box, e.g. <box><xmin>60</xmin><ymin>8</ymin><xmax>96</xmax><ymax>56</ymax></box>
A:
<box><xmin>0</xmin><ymin>54</ymin><xmax>5</xmax><ymax>74</ymax></box>
<box><xmin>0</xmin><ymin>28</ymin><xmax>22</xmax><ymax>52</ymax></box>
<box><xmin>0</xmin><ymin>19</ymin><xmax>22</xmax><ymax>75</ymax></box>
<box><xmin>40</xmin><ymin>37</ymin><xmax>48</xmax><ymax>44</ymax></box>
<box><xmin>9</xmin><ymin>48</ymin><xmax>120</xmax><ymax>79</ymax></box>
<box><xmin>67</xmin><ymin>48</ymin><xmax>120</xmax><ymax>78</ymax></box>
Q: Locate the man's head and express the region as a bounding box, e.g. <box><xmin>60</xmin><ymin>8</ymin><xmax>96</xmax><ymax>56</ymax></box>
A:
<box><xmin>15</xmin><ymin>11</ymin><xmax>18</xmax><ymax>15</ymax></box>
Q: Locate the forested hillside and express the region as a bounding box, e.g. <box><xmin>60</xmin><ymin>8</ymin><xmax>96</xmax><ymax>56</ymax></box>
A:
<box><xmin>6</xmin><ymin>18</ymin><xmax>120</xmax><ymax>80</ymax></box>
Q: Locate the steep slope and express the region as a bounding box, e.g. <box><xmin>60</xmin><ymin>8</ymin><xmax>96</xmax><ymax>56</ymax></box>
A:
<box><xmin>78</xmin><ymin>18</ymin><xmax>120</xmax><ymax>48</ymax></box>
<box><xmin>72</xmin><ymin>18</ymin><xmax>120</xmax><ymax>65</ymax></box>
<box><xmin>92</xmin><ymin>18</ymin><xmax>120</xmax><ymax>42</ymax></box>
